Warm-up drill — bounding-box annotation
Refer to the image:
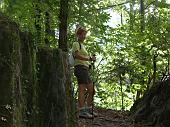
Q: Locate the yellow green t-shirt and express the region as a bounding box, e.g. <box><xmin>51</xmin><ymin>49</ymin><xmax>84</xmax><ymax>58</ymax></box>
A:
<box><xmin>72</xmin><ymin>42</ymin><xmax>90</xmax><ymax>67</ymax></box>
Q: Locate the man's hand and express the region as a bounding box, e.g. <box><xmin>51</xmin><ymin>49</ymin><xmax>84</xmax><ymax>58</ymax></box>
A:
<box><xmin>90</xmin><ymin>55</ymin><xmax>96</xmax><ymax>62</ymax></box>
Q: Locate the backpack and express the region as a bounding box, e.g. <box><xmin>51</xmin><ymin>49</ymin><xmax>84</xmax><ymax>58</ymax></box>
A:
<box><xmin>68</xmin><ymin>42</ymin><xmax>81</xmax><ymax>67</ymax></box>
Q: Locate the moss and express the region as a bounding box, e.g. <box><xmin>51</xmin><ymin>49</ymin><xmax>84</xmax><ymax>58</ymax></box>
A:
<box><xmin>0</xmin><ymin>13</ymin><xmax>24</xmax><ymax>127</ymax></box>
<box><xmin>0</xmin><ymin>13</ymin><xmax>76</xmax><ymax>127</ymax></box>
<box><xmin>36</xmin><ymin>48</ymin><xmax>67</xmax><ymax>127</ymax></box>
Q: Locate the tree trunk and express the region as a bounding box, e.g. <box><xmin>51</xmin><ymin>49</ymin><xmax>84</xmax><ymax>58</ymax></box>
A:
<box><xmin>152</xmin><ymin>54</ymin><xmax>157</xmax><ymax>86</ymax></box>
<box><xmin>119</xmin><ymin>74</ymin><xmax>124</xmax><ymax>110</ymax></box>
<box><xmin>140</xmin><ymin>0</ymin><xmax>145</xmax><ymax>32</ymax></box>
<box><xmin>58</xmin><ymin>0</ymin><xmax>77</xmax><ymax>126</ymax></box>
<box><xmin>45</xmin><ymin>11</ymin><xmax>51</xmax><ymax>46</ymax></box>
<box><xmin>58</xmin><ymin>0</ymin><xmax>69</xmax><ymax>51</ymax></box>
<box><xmin>129</xmin><ymin>0</ymin><xmax>135</xmax><ymax>30</ymax></box>
<box><xmin>34</xmin><ymin>2</ymin><xmax>42</xmax><ymax>44</ymax></box>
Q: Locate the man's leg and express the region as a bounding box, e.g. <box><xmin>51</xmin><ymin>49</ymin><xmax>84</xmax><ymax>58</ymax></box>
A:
<box><xmin>86</xmin><ymin>83</ymin><xmax>95</xmax><ymax>106</ymax></box>
<box><xmin>86</xmin><ymin>83</ymin><xmax>98</xmax><ymax>117</ymax></box>
<box><xmin>78</xmin><ymin>84</ymin><xmax>86</xmax><ymax>108</ymax></box>
<box><xmin>78</xmin><ymin>84</ymin><xmax>93</xmax><ymax>118</ymax></box>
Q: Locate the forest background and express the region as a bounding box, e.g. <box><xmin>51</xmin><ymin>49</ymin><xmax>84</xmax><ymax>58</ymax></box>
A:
<box><xmin>0</xmin><ymin>0</ymin><xmax>170</xmax><ymax>111</ymax></box>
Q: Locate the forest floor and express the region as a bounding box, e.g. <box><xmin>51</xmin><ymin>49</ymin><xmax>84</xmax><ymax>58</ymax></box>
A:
<box><xmin>78</xmin><ymin>107</ymin><xmax>143</xmax><ymax>127</ymax></box>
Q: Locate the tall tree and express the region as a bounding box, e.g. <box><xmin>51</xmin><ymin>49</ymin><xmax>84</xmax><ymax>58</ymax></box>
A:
<box><xmin>140</xmin><ymin>0</ymin><xmax>145</xmax><ymax>32</ymax></box>
<box><xmin>34</xmin><ymin>1</ymin><xmax>42</xmax><ymax>44</ymax></box>
<box><xmin>58</xmin><ymin>0</ymin><xmax>69</xmax><ymax>51</ymax></box>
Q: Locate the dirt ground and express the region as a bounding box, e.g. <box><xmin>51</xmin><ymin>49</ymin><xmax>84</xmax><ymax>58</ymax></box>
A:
<box><xmin>78</xmin><ymin>107</ymin><xmax>142</xmax><ymax>127</ymax></box>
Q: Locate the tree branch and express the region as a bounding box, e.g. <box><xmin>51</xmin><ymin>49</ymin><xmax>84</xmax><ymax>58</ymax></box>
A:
<box><xmin>97</xmin><ymin>1</ymin><xmax>131</xmax><ymax>11</ymax></box>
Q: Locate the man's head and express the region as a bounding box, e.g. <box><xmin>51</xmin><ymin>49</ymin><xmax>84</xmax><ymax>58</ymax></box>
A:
<box><xmin>76</xmin><ymin>26</ymin><xmax>87</xmax><ymax>42</ymax></box>
<box><xmin>76</xmin><ymin>26</ymin><xmax>87</xmax><ymax>35</ymax></box>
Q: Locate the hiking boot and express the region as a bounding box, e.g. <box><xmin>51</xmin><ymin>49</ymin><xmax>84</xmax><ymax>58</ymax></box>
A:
<box><xmin>79</xmin><ymin>108</ymin><xmax>93</xmax><ymax>119</ymax></box>
<box><xmin>86</xmin><ymin>106</ymin><xmax>98</xmax><ymax>117</ymax></box>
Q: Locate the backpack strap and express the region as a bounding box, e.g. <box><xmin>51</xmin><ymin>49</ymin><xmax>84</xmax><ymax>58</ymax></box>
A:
<box><xmin>78</xmin><ymin>42</ymin><xmax>81</xmax><ymax>50</ymax></box>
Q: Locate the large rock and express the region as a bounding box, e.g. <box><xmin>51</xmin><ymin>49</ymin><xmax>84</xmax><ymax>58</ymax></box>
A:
<box><xmin>130</xmin><ymin>76</ymin><xmax>170</xmax><ymax>127</ymax></box>
<box><xmin>0</xmin><ymin>12</ymin><xmax>76</xmax><ymax>127</ymax></box>
<box><xmin>37</xmin><ymin>48</ymin><xmax>67</xmax><ymax>127</ymax></box>
<box><xmin>0</xmin><ymin>12</ymin><xmax>23</xmax><ymax>127</ymax></box>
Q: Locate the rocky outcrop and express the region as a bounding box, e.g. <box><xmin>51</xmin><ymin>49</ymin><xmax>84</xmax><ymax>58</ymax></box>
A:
<box><xmin>130</xmin><ymin>75</ymin><xmax>170</xmax><ymax>127</ymax></box>
<box><xmin>0</xmin><ymin>13</ymin><xmax>76</xmax><ymax>127</ymax></box>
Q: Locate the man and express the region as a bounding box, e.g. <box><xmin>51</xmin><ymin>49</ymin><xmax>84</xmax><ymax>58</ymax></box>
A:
<box><xmin>72</xmin><ymin>26</ymin><xmax>97</xmax><ymax>118</ymax></box>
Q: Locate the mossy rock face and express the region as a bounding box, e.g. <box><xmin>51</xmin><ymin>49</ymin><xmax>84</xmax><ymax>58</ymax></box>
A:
<box><xmin>0</xmin><ymin>13</ymin><xmax>35</xmax><ymax>127</ymax></box>
<box><xmin>37</xmin><ymin>48</ymin><xmax>67</xmax><ymax>127</ymax></box>
<box><xmin>0</xmin><ymin>13</ymin><xmax>21</xmax><ymax>127</ymax></box>
<box><xmin>0</xmin><ymin>13</ymin><xmax>76</xmax><ymax>127</ymax></box>
<box><xmin>20</xmin><ymin>31</ymin><xmax>37</xmax><ymax>127</ymax></box>
<box><xmin>0</xmin><ymin>15</ymin><xmax>19</xmax><ymax>99</ymax></box>
<box><xmin>130</xmin><ymin>76</ymin><xmax>170</xmax><ymax>127</ymax></box>
<box><xmin>0</xmin><ymin>13</ymin><xmax>19</xmax><ymax>103</ymax></box>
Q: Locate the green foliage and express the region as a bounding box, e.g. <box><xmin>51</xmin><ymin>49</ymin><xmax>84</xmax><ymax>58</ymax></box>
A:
<box><xmin>1</xmin><ymin>0</ymin><xmax>170</xmax><ymax>110</ymax></box>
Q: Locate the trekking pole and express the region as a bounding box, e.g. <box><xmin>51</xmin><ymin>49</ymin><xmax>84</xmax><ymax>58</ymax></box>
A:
<box><xmin>91</xmin><ymin>55</ymin><xmax>104</xmax><ymax>120</ymax></box>
<box><xmin>93</xmin><ymin>58</ymin><xmax>104</xmax><ymax>85</ymax></box>
<box><xmin>91</xmin><ymin>54</ymin><xmax>96</xmax><ymax>120</ymax></box>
